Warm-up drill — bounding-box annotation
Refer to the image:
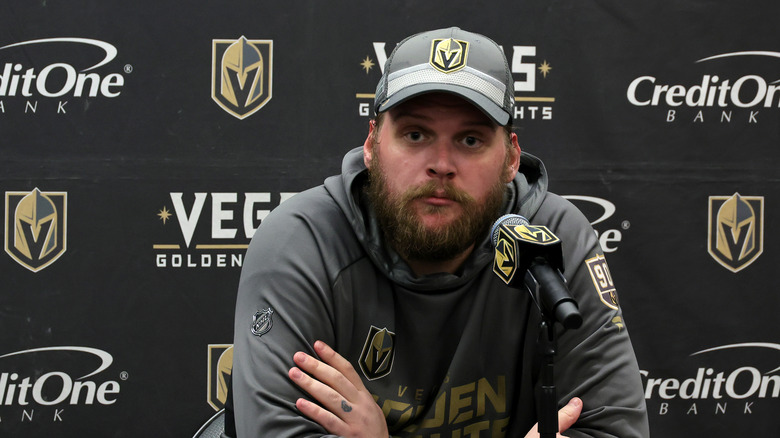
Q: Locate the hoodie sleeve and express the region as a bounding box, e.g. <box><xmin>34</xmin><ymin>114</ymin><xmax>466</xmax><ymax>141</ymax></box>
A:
<box><xmin>231</xmin><ymin>188</ymin><xmax>344</xmax><ymax>438</ymax></box>
<box><xmin>532</xmin><ymin>194</ymin><xmax>650</xmax><ymax>438</ymax></box>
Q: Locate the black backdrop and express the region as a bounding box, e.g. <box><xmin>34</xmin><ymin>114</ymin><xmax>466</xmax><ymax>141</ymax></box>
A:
<box><xmin>1</xmin><ymin>1</ymin><xmax>778</xmax><ymax>436</ymax></box>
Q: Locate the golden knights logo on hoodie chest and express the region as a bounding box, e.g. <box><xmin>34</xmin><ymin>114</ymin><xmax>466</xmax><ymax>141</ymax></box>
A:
<box><xmin>359</xmin><ymin>326</ymin><xmax>396</xmax><ymax>380</ymax></box>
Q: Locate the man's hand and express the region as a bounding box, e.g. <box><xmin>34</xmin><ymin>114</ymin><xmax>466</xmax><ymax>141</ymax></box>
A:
<box><xmin>524</xmin><ymin>397</ymin><xmax>582</xmax><ymax>438</ymax></box>
<box><xmin>288</xmin><ymin>340</ymin><xmax>389</xmax><ymax>438</ymax></box>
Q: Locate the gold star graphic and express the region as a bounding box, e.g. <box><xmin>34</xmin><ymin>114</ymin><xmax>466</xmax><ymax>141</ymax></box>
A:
<box><xmin>538</xmin><ymin>60</ymin><xmax>552</xmax><ymax>78</ymax></box>
<box><xmin>360</xmin><ymin>56</ymin><xmax>375</xmax><ymax>74</ymax></box>
<box><xmin>157</xmin><ymin>206</ymin><xmax>173</xmax><ymax>225</ymax></box>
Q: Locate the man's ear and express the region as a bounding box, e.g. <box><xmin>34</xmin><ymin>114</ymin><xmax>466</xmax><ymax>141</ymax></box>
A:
<box><xmin>506</xmin><ymin>132</ymin><xmax>521</xmax><ymax>182</ymax></box>
<box><xmin>363</xmin><ymin>119</ymin><xmax>377</xmax><ymax>169</ymax></box>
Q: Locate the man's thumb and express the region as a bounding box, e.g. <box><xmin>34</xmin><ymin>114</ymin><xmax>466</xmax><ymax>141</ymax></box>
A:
<box><xmin>558</xmin><ymin>397</ymin><xmax>582</xmax><ymax>432</ymax></box>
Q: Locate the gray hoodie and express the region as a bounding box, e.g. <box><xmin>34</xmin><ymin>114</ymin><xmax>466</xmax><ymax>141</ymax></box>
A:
<box><xmin>232</xmin><ymin>146</ymin><xmax>649</xmax><ymax>437</ymax></box>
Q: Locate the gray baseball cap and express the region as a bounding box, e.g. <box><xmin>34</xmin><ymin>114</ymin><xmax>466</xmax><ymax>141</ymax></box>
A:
<box><xmin>374</xmin><ymin>27</ymin><xmax>514</xmax><ymax>126</ymax></box>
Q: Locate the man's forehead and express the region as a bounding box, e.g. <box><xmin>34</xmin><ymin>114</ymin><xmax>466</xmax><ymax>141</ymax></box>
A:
<box><xmin>387</xmin><ymin>92</ymin><xmax>497</xmax><ymax>127</ymax></box>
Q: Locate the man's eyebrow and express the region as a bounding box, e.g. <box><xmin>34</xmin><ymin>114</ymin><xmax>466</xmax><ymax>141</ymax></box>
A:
<box><xmin>392</xmin><ymin>111</ymin><xmax>497</xmax><ymax>130</ymax></box>
<box><xmin>462</xmin><ymin>119</ymin><xmax>498</xmax><ymax>130</ymax></box>
<box><xmin>391</xmin><ymin>110</ymin><xmax>433</xmax><ymax>122</ymax></box>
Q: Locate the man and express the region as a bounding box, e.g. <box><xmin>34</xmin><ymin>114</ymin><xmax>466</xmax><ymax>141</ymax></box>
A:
<box><xmin>232</xmin><ymin>27</ymin><xmax>649</xmax><ymax>437</ymax></box>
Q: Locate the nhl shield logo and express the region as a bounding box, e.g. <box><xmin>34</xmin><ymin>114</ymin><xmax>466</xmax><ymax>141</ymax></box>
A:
<box><xmin>429</xmin><ymin>38</ymin><xmax>469</xmax><ymax>73</ymax></box>
<box><xmin>5</xmin><ymin>188</ymin><xmax>67</xmax><ymax>272</ymax></box>
<box><xmin>251</xmin><ymin>307</ymin><xmax>274</xmax><ymax>337</ymax></box>
<box><xmin>708</xmin><ymin>193</ymin><xmax>764</xmax><ymax>273</ymax></box>
<box><xmin>359</xmin><ymin>326</ymin><xmax>396</xmax><ymax>380</ymax></box>
<box><xmin>212</xmin><ymin>36</ymin><xmax>273</xmax><ymax>119</ymax></box>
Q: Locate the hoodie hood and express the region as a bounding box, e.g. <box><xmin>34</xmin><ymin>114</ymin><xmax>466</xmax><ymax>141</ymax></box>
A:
<box><xmin>324</xmin><ymin>146</ymin><xmax>549</xmax><ymax>291</ymax></box>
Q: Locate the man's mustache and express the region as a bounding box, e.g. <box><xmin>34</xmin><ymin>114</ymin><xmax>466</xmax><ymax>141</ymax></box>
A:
<box><xmin>401</xmin><ymin>181</ymin><xmax>475</xmax><ymax>205</ymax></box>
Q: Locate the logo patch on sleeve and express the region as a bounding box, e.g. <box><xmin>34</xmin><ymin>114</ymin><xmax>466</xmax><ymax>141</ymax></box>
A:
<box><xmin>585</xmin><ymin>255</ymin><xmax>619</xmax><ymax>310</ymax></box>
<box><xmin>251</xmin><ymin>307</ymin><xmax>274</xmax><ymax>337</ymax></box>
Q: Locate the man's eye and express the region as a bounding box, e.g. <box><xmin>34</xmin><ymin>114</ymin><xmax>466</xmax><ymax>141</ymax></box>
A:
<box><xmin>406</xmin><ymin>131</ymin><xmax>424</xmax><ymax>142</ymax></box>
<box><xmin>462</xmin><ymin>136</ymin><xmax>481</xmax><ymax>147</ymax></box>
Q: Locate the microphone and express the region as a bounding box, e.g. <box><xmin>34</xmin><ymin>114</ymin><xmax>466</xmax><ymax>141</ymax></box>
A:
<box><xmin>491</xmin><ymin>214</ymin><xmax>582</xmax><ymax>329</ymax></box>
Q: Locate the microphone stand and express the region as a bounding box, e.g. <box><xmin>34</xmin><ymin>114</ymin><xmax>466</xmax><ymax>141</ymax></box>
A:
<box><xmin>490</xmin><ymin>217</ymin><xmax>581</xmax><ymax>437</ymax></box>
<box><xmin>537</xmin><ymin>317</ymin><xmax>558</xmax><ymax>438</ymax></box>
<box><xmin>525</xmin><ymin>259</ymin><xmax>582</xmax><ymax>438</ymax></box>
<box><xmin>523</xmin><ymin>264</ymin><xmax>581</xmax><ymax>438</ymax></box>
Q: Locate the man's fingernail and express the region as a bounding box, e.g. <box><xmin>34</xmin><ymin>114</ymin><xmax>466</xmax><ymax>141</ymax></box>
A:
<box><xmin>570</xmin><ymin>397</ymin><xmax>582</xmax><ymax>408</ymax></box>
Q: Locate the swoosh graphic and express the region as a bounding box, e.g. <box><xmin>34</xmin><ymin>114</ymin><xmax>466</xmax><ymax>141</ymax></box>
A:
<box><xmin>696</xmin><ymin>51</ymin><xmax>780</xmax><ymax>63</ymax></box>
<box><xmin>691</xmin><ymin>342</ymin><xmax>780</xmax><ymax>374</ymax></box>
<box><xmin>0</xmin><ymin>346</ymin><xmax>113</xmax><ymax>379</ymax></box>
<box><xmin>0</xmin><ymin>37</ymin><xmax>117</xmax><ymax>71</ymax></box>
<box><xmin>562</xmin><ymin>195</ymin><xmax>616</xmax><ymax>225</ymax></box>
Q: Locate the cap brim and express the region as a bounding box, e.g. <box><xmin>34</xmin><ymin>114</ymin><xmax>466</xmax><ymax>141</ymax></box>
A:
<box><xmin>378</xmin><ymin>83</ymin><xmax>511</xmax><ymax>126</ymax></box>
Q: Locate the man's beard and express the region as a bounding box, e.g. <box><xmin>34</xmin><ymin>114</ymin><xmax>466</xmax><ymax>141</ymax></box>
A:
<box><xmin>366</xmin><ymin>153</ymin><xmax>509</xmax><ymax>263</ymax></box>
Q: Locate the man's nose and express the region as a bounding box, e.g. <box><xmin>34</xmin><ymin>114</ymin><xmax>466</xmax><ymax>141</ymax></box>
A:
<box><xmin>426</xmin><ymin>141</ymin><xmax>456</xmax><ymax>179</ymax></box>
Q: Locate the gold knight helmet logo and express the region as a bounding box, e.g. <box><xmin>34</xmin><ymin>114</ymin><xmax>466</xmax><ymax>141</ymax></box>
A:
<box><xmin>429</xmin><ymin>38</ymin><xmax>469</xmax><ymax>73</ymax></box>
<box><xmin>212</xmin><ymin>36</ymin><xmax>273</xmax><ymax>119</ymax></box>
<box><xmin>5</xmin><ymin>188</ymin><xmax>67</xmax><ymax>272</ymax></box>
<box><xmin>708</xmin><ymin>193</ymin><xmax>764</xmax><ymax>273</ymax></box>
<box><xmin>493</xmin><ymin>227</ymin><xmax>518</xmax><ymax>285</ymax></box>
<box><xmin>359</xmin><ymin>326</ymin><xmax>396</xmax><ymax>381</ymax></box>
<box><xmin>207</xmin><ymin>345</ymin><xmax>233</xmax><ymax>411</ymax></box>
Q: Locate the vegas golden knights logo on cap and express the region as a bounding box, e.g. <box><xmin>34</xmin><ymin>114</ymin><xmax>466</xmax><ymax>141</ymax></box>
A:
<box><xmin>359</xmin><ymin>326</ymin><xmax>396</xmax><ymax>380</ymax></box>
<box><xmin>5</xmin><ymin>188</ymin><xmax>67</xmax><ymax>272</ymax></box>
<box><xmin>708</xmin><ymin>193</ymin><xmax>764</xmax><ymax>273</ymax></box>
<box><xmin>212</xmin><ymin>36</ymin><xmax>273</xmax><ymax>119</ymax></box>
<box><xmin>207</xmin><ymin>344</ymin><xmax>233</xmax><ymax>411</ymax></box>
<box><xmin>429</xmin><ymin>38</ymin><xmax>469</xmax><ymax>73</ymax></box>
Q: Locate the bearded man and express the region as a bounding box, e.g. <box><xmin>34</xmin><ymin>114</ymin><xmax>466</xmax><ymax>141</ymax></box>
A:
<box><xmin>231</xmin><ymin>27</ymin><xmax>649</xmax><ymax>438</ymax></box>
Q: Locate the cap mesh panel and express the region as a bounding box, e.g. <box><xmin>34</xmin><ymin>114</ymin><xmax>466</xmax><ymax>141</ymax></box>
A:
<box><xmin>386</xmin><ymin>68</ymin><xmax>506</xmax><ymax>108</ymax></box>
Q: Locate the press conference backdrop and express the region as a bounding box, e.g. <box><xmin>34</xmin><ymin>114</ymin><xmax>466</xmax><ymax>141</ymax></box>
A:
<box><xmin>1</xmin><ymin>1</ymin><xmax>777</xmax><ymax>436</ymax></box>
